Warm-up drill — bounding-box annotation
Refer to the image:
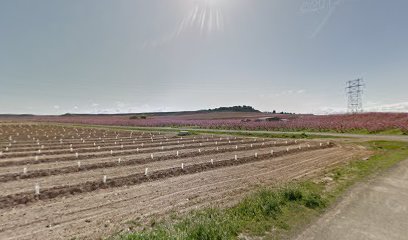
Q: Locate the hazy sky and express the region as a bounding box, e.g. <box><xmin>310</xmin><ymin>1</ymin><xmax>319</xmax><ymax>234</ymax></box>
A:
<box><xmin>1</xmin><ymin>0</ymin><xmax>407</xmax><ymax>114</ymax></box>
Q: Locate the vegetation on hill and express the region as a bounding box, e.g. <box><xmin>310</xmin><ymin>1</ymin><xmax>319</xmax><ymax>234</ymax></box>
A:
<box><xmin>129</xmin><ymin>115</ymin><xmax>147</xmax><ymax>120</ymax></box>
<box><xmin>205</xmin><ymin>105</ymin><xmax>260</xmax><ymax>113</ymax></box>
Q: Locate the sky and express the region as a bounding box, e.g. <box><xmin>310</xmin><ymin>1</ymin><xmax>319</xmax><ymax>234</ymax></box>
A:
<box><xmin>0</xmin><ymin>0</ymin><xmax>407</xmax><ymax>115</ymax></box>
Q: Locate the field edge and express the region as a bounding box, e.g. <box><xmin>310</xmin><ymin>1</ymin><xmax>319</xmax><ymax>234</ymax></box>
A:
<box><xmin>112</xmin><ymin>140</ymin><xmax>408</xmax><ymax>240</ymax></box>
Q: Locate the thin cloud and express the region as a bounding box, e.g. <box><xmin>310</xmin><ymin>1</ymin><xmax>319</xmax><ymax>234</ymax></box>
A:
<box><xmin>266</xmin><ymin>89</ymin><xmax>307</xmax><ymax>97</ymax></box>
<box><xmin>317</xmin><ymin>101</ymin><xmax>408</xmax><ymax>114</ymax></box>
<box><xmin>301</xmin><ymin>0</ymin><xmax>344</xmax><ymax>38</ymax></box>
<box><xmin>366</xmin><ymin>102</ymin><xmax>408</xmax><ymax>112</ymax></box>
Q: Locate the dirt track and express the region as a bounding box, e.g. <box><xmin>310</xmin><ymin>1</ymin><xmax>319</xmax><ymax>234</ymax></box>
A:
<box><xmin>295</xmin><ymin>158</ymin><xmax>408</xmax><ymax>240</ymax></box>
<box><xmin>0</xmin><ymin>124</ymin><xmax>369</xmax><ymax>239</ymax></box>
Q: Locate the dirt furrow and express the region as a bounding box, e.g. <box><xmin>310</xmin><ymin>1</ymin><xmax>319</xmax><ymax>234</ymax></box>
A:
<box><xmin>0</xmin><ymin>143</ymin><xmax>334</xmax><ymax>208</ymax></box>
<box><xmin>0</xmin><ymin>146</ymin><xmax>363</xmax><ymax>240</ymax></box>
<box><xmin>0</xmin><ymin>144</ymin><xmax>315</xmax><ymax>195</ymax></box>
<box><xmin>0</xmin><ymin>141</ymin><xmax>309</xmax><ymax>182</ymax></box>
<box><xmin>0</xmin><ymin>139</ymin><xmax>303</xmax><ymax>167</ymax></box>
<box><xmin>0</xmin><ymin>136</ymin><xmax>251</xmax><ymax>158</ymax></box>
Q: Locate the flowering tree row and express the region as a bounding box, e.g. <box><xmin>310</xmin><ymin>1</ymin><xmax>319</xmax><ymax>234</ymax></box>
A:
<box><xmin>23</xmin><ymin>112</ymin><xmax>408</xmax><ymax>134</ymax></box>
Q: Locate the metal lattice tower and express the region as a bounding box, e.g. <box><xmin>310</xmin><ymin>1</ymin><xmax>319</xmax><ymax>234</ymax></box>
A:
<box><xmin>346</xmin><ymin>79</ymin><xmax>364</xmax><ymax>113</ymax></box>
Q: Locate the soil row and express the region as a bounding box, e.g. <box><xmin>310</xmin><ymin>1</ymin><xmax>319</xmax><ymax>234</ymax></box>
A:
<box><xmin>0</xmin><ymin>136</ymin><xmax>248</xmax><ymax>157</ymax></box>
<box><xmin>0</xmin><ymin>140</ymin><xmax>302</xmax><ymax>167</ymax></box>
<box><xmin>0</xmin><ymin>143</ymin><xmax>334</xmax><ymax>209</ymax></box>
<box><xmin>0</xmin><ymin>141</ymin><xmax>306</xmax><ymax>180</ymax></box>
<box><xmin>0</xmin><ymin>129</ymin><xmax>143</xmax><ymax>143</ymax></box>
<box><xmin>0</xmin><ymin>130</ymin><xmax>167</xmax><ymax>147</ymax></box>
<box><xmin>0</xmin><ymin>133</ymin><xmax>181</xmax><ymax>150</ymax></box>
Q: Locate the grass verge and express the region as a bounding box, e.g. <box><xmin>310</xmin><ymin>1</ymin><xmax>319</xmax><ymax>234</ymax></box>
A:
<box><xmin>187</xmin><ymin>130</ymin><xmax>337</xmax><ymax>139</ymax></box>
<box><xmin>64</xmin><ymin>124</ymin><xmax>337</xmax><ymax>140</ymax></box>
<box><xmin>113</xmin><ymin>141</ymin><xmax>408</xmax><ymax>240</ymax></box>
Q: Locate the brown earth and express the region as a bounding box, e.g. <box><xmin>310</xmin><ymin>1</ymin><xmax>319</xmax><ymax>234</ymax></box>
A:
<box><xmin>0</xmin><ymin>124</ymin><xmax>369</xmax><ymax>240</ymax></box>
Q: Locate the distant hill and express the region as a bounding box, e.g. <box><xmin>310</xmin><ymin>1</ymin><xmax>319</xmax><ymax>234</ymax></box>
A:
<box><xmin>59</xmin><ymin>105</ymin><xmax>261</xmax><ymax>117</ymax></box>
<box><xmin>205</xmin><ymin>105</ymin><xmax>260</xmax><ymax>113</ymax></box>
<box><xmin>0</xmin><ymin>114</ymin><xmax>35</xmax><ymax>117</ymax></box>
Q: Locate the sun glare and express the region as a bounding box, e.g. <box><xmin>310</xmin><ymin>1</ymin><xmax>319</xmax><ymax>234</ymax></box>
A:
<box><xmin>177</xmin><ymin>0</ymin><xmax>227</xmax><ymax>35</ymax></box>
<box><xmin>193</xmin><ymin>0</ymin><xmax>227</xmax><ymax>7</ymax></box>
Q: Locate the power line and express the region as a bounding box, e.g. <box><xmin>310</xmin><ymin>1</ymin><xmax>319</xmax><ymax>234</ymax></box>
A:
<box><xmin>346</xmin><ymin>78</ymin><xmax>365</xmax><ymax>113</ymax></box>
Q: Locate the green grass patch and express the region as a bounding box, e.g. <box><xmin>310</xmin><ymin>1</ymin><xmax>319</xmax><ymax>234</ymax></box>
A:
<box><xmin>114</xmin><ymin>141</ymin><xmax>408</xmax><ymax>240</ymax></box>
<box><xmin>187</xmin><ymin>130</ymin><xmax>335</xmax><ymax>140</ymax></box>
<box><xmin>119</xmin><ymin>184</ymin><xmax>326</xmax><ymax>240</ymax></box>
<box><xmin>66</xmin><ymin>123</ymin><xmax>337</xmax><ymax>140</ymax></box>
<box><xmin>325</xmin><ymin>141</ymin><xmax>408</xmax><ymax>200</ymax></box>
<box><xmin>343</xmin><ymin>128</ymin><xmax>407</xmax><ymax>135</ymax></box>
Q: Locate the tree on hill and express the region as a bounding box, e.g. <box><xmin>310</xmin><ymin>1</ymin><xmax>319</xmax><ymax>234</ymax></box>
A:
<box><xmin>207</xmin><ymin>105</ymin><xmax>260</xmax><ymax>112</ymax></box>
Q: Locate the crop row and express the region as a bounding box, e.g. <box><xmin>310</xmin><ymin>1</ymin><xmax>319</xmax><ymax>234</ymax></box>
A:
<box><xmin>0</xmin><ymin>139</ymin><xmax>303</xmax><ymax>170</ymax></box>
<box><xmin>0</xmin><ymin>142</ymin><xmax>334</xmax><ymax>209</ymax></box>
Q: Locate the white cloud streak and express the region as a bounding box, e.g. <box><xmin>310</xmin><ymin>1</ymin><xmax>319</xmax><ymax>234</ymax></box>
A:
<box><xmin>365</xmin><ymin>102</ymin><xmax>408</xmax><ymax>113</ymax></box>
<box><xmin>317</xmin><ymin>101</ymin><xmax>408</xmax><ymax>114</ymax></box>
<box><xmin>301</xmin><ymin>0</ymin><xmax>344</xmax><ymax>38</ymax></box>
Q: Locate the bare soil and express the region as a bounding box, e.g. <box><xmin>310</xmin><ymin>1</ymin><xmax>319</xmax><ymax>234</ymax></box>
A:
<box><xmin>0</xmin><ymin>124</ymin><xmax>369</xmax><ymax>240</ymax></box>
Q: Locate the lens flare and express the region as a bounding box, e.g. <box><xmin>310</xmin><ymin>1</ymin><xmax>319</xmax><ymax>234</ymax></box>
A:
<box><xmin>142</xmin><ymin>0</ymin><xmax>227</xmax><ymax>48</ymax></box>
<box><xmin>186</xmin><ymin>0</ymin><xmax>225</xmax><ymax>34</ymax></box>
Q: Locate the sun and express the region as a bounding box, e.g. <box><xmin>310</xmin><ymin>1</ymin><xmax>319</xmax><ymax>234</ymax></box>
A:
<box><xmin>203</xmin><ymin>0</ymin><xmax>219</xmax><ymax>6</ymax></box>
<box><xmin>193</xmin><ymin>0</ymin><xmax>226</xmax><ymax>7</ymax></box>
